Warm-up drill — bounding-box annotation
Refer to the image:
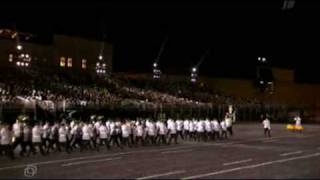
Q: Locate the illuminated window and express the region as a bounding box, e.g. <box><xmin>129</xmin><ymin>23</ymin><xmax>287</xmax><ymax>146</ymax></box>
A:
<box><xmin>82</xmin><ymin>59</ymin><xmax>87</xmax><ymax>69</ymax></box>
<box><xmin>60</xmin><ymin>57</ymin><xmax>66</xmax><ymax>67</ymax></box>
<box><xmin>8</xmin><ymin>54</ymin><xmax>13</xmax><ymax>62</ymax></box>
<box><xmin>67</xmin><ymin>58</ymin><xmax>72</xmax><ymax>67</ymax></box>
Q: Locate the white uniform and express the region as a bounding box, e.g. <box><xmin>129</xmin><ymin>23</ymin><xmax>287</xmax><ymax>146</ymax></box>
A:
<box><xmin>157</xmin><ymin>121</ymin><xmax>167</xmax><ymax>135</ymax></box>
<box><xmin>109</xmin><ymin>122</ymin><xmax>116</xmax><ymax>135</ymax></box>
<box><xmin>196</xmin><ymin>121</ymin><xmax>205</xmax><ymax>133</ymax></box>
<box><xmin>168</xmin><ymin>120</ymin><xmax>177</xmax><ymax>134</ymax></box>
<box><xmin>82</xmin><ymin>124</ymin><xmax>90</xmax><ymax>140</ymax></box>
<box><xmin>58</xmin><ymin>126</ymin><xmax>67</xmax><ymax>143</ymax></box>
<box><xmin>183</xmin><ymin>120</ymin><xmax>189</xmax><ymax>131</ymax></box>
<box><xmin>176</xmin><ymin>120</ymin><xmax>183</xmax><ymax>132</ymax></box>
<box><xmin>212</xmin><ymin>120</ymin><xmax>220</xmax><ymax>132</ymax></box>
<box><xmin>121</xmin><ymin>124</ymin><xmax>130</xmax><ymax>138</ymax></box>
<box><xmin>13</xmin><ymin>122</ymin><xmax>22</xmax><ymax>138</ymax></box>
<box><xmin>0</xmin><ymin>127</ymin><xmax>11</xmax><ymax>145</ymax></box>
<box><xmin>189</xmin><ymin>120</ymin><xmax>195</xmax><ymax>132</ymax></box>
<box><xmin>42</xmin><ymin>123</ymin><xmax>50</xmax><ymax>139</ymax></box>
<box><xmin>220</xmin><ymin>121</ymin><xmax>227</xmax><ymax>131</ymax></box>
<box><xmin>136</xmin><ymin>124</ymin><xmax>144</xmax><ymax>137</ymax></box>
<box><xmin>262</xmin><ymin>119</ymin><xmax>271</xmax><ymax>130</ymax></box>
<box><xmin>205</xmin><ymin>119</ymin><xmax>212</xmax><ymax>133</ymax></box>
<box><xmin>147</xmin><ymin>122</ymin><xmax>156</xmax><ymax>136</ymax></box>
<box><xmin>99</xmin><ymin>125</ymin><xmax>109</xmax><ymax>139</ymax></box>
<box><xmin>32</xmin><ymin>125</ymin><xmax>42</xmax><ymax>143</ymax></box>
<box><xmin>225</xmin><ymin>117</ymin><xmax>232</xmax><ymax>128</ymax></box>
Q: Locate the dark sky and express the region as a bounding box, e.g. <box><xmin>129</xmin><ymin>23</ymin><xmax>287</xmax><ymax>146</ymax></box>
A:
<box><xmin>1</xmin><ymin>1</ymin><xmax>320</xmax><ymax>82</ymax></box>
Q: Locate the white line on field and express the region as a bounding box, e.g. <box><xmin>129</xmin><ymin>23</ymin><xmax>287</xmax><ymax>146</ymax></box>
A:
<box><xmin>137</xmin><ymin>170</ymin><xmax>186</xmax><ymax>180</ymax></box>
<box><xmin>182</xmin><ymin>152</ymin><xmax>320</xmax><ymax>179</ymax></box>
<box><xmin>0</xmin><ymin>145</ymin><xmax>194</xmax><ymax>171</ymax></box>
<box><xmin>161</xmin><ymin>149</ymin><xmax>193</xmax><ymax>154</ymax></box>
<box><xmin>223</xmin><ymin>159</ymin><xmax>252</xmax><ymax>166</ymax></box>
<box><xmin>280</xmin><ymin>151</ymin><xmax>303</xmax><ymax>157</ymax></box>
<box><xmin>262</xmin><ymin>139</ymin><xmax>278</xmax><ymax>143</ymax></box>
<box><xmin>61</xmin><ymin>157</ymin><xmax>122</xmax><ymax>167</ymax></box>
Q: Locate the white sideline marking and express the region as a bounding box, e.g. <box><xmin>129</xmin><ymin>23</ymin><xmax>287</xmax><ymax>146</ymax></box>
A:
<box><xmin>280</xmin><ymin>151</ymin><xmax>303</xmax><ymax>157</ymax></box>
<box><xmin>182</xmin><ymin>152</ymin><xmax>320</xmax><ymax>179</ymax></box>
<box><xmin>223</xmin><ymin>159</ymin><xmax>252</xmax><ymax>166</ymax></box>
<box><xmin>61</xmin><ymin>157</ymin><xmax>122</xmax><ymax>167</ymax></box>
<box><xmin>161</xmin><ymin>149</ymin><xmax>193</xmax><ymax>154</ymax></box>
<box><xmin>262</xmin><ymin>139</ymin><xmax>278</xmax><ymax>143</ymax></box>
<box><xmin>0</xmin><ymin>146</ymin><xmax>193</xmax><ymax>171</ymax></box>
<box><xmin>137</xmin><ymin>170</ymin><xmax>186</xmax><ymax>180</ymax></box>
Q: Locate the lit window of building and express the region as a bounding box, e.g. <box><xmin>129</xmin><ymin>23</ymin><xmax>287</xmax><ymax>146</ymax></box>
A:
<box><xmin>82</xmin><ymin>59</ymin><xmax>87</xmax><ymax>69</ymax></box>
<box><xmin>67</xmin><ymin>58</ymin><xmax>72</xmax><ymax>67</ymax></box>
<box><xmin>8</xmin><ymin>54</ymin><xmax>13</xmax><ymax>62</ymax></box>
<box><xmin>60</xmin><ymin>57</ymin><xmax>66</xmax><ymax>67</ymax></box>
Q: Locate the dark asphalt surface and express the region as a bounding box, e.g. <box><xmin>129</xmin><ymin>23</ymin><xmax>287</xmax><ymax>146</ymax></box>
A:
<box><xmin>1</xmin><ymin>123</ymin><xmax>320</xmax><ymax>179</ymax></box>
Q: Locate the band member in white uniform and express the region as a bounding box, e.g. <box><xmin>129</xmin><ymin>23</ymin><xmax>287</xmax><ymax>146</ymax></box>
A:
<box><xmin>121</xmin><ymin>120</ymin><xmax>131</xmax><ymax>147</ymax></box>
<box><xmin>212</xmin><ymin>118</ymin><xmax>221</xmax><ymax>140</ymax></box>
<box><xmin>205</xmin><ymin>118</ymin><xmax>213</xmax><ymax>141</ymax></box>
<box><xmin>146</xmin><ymin>119</ymin><xmax>157</xmax><ymax>145</ymax></box>
<box><xmin>225</xmin><ymin>113</ymin><xmax>233</xmax><ymax>136</ymax></box>
<box><xmin>196</xmin><ymin>119</ymin><xmax>205</xmax><ymax>142</ymax></box>
<box><xmin>189</xmin><ymin>118</ymin><xmax>196</xmax><ymax>141</ymax></box>
<box><xmin>262</xmin><ymin>115</ymin><xmax>271</xmax><ymax>137</ymax></box>
<box><xmin>99</xmin><ymin>122</ymin><xmax>110</xmax><ymax>149</ymax></box>
<box><xmin>220</xmin><ymin>120</ymin><xmax>228</xmax><ymax>139</ymax></box>
<box><xmin>168</xmin><ymin>118</ymin><xmax>178</xmax><ymax>144</ymax></box>
<box><xmin>176</xmin><ymin>118</ymin><xmax>184</xmax><ymax>140</ymax></box>
<box><xmin>21</xmin><ymin>123</ymin><xmax>33</xmax><ymax>157</ymax></box>
<box><xmin>135</xmin><ymin>120</ymin><xmax>145</xmax><ymax>146</ymax></box>
<box><xmin>183</xmin><ymin>118</ymin><xmax>190</xmax><ymax>140</ymax></box>
<box><xmin>58</xmin><ymin>123</ymin><xmax>70</xmax><ymax>153</ymax></box>
<box><xmin>157</xmin><ymin>120</ymin><xmax>168</xmax><ymax>145</ymax></box>
<box><xmin>41</xmin><ymin>121</ymin><xmax>50</xmax><ymax>152</ymax></box>
<box><xmin>0</xmin><ymin>123</ymin><xmax>14</xmax><ymax>159</ymax></box>
<box><xmin>32</xmin><ymin>122</ymin><xmax>45</xmax><ymax>155</ymax></box>
<box><xmin>12</xmin><ymin>119</ymin><xmax>23</xmax><ymax>156</ymax></box>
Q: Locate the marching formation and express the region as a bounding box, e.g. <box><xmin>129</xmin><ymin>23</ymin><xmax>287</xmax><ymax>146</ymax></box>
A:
<box><xmin>0</xmin><ymin>112</ymin><xmax>236</xmax><ymax>160</ymax></box>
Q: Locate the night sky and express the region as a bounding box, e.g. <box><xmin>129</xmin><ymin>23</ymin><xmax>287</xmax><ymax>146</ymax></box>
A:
<box><xmin>1</xmin><ymin>1</ymin><xmax>320</xmax><ymax>82</ymax></box>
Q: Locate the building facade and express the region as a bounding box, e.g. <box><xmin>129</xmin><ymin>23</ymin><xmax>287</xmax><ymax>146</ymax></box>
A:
<box><xmin>0</xmin><ymin>29</ymin><xmax>113</xmax><ymax>75</ymax></box>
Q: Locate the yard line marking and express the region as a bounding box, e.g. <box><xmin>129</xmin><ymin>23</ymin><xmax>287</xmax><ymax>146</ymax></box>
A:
<box><xmin>280</xmin><ymin>151</ymin><xmax>303</xmax><ymax>157</ymax></box>
<box><xmin>262</xmin><ymin>139</ymin><xmax>278</xmax><ymax>143</ymax></box>
<box><xmin>223</xmin><ymin>159</ymin><xmax>252</xmax><ymax>166</ymax></box>
<box><xmin>182</xmin><ymin>152</ymin><xmax>320</xmax><ymax>179</ymax></box>
<box><xmin>0</xmin><ymin>146</ymin><xmax>194</xmax><ymax>171</ymax></box>
<box><xmin>161</xmin><ymin>149</ymin><xmax>193</xmax><ymax>154</ymax></box>
<box><xmin>61</xmin><ymin>157</ymin><xmax>122</xmax><ymax>167</ymax></box>
<box><xmin>137</xmin><ymin>170</ymin><xmax>186</xmax><ymax>180</ymax></box>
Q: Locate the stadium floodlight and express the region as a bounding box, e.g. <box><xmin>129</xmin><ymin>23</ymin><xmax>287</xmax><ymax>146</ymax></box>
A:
<box><xmin>25</xmin><ymin>54</ymin><xmax>29</xmax><ymax>58</ymax></box>
<box><xmin>192</xmin><ymin>67</ymin><xmax>197</xmax><ymax>72</ymax></box>
<box><xmin>98</xmin><ymin>55</ymin><xmax>103</xmax><ymax>60</ymax></box>
<box><xmin>260</xmin><ymin>80</ymin><xmax>264</xmax><ymax>84</ymax></box>
<box><xmin>25</xmin><ymin>63</ymin><xmax>29</xmax><ymax>67</ymax></box>
<box><xmin>258</xmin><ymin>57</ymin><xmax>261</xmax><ymax>61</ymax></box>
<box><xmin>16</xmin><ymin>61</ymin><xmax>20</xmax><ymax>66</ymax></box>
<box><xmin>103</xmin><ymin>63</ymin><xmax>106</xmax><ymax>67</ymax></box>
<box><xmin>17</xmin><ymin>44</ymin><xmax>23</xmax><ymax>50</ymax></box>
<box><xmin>153</xmin><ymin>62</ymin><xmax>157</xmax><ymax>67</ymax></box>
<box><xmin>262</xmin><ymin>57</ymin><xmax>266</xmax><ymax>62</ymax></box>
<box><xmin>96</xmin><ymin>62</ymin><xmax>100</xmax><ymax>66</ymax></box>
